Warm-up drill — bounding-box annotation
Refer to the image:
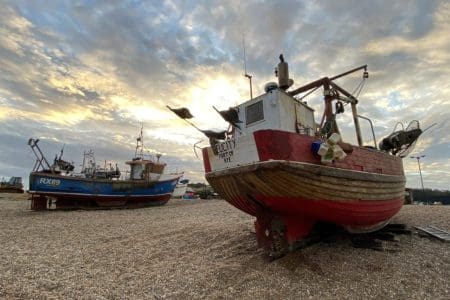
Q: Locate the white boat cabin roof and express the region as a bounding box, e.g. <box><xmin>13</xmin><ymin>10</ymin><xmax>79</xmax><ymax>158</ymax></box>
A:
<box><xmin>233</xmin><ymin>88</ymin><xmax>316</xmax><ymax>138</ymax></box>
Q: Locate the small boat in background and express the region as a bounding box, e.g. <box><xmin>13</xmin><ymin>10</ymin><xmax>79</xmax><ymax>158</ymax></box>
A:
<box><xmin>27</xmin><ymin>129</ymin><xmax>181</xmax><ymax>210</ymax></box>
<box><xmin>172</xmin><ymin>179</ymin><xmax>189</xmax><ymax>198</ymax></box>
<box><xmin>0</xmin><ymin>177</ymin><xmax>24</xmax><ymax>193</ymax></box>
<box><xmin>182</xmin><ymin>188</ymin><xmax>198</xmax><ymax>200</ymax></box>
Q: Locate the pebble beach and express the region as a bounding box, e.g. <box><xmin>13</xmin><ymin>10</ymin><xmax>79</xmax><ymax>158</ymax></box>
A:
<box><xmin>0</xmin><ymin>193</ymin><xmax>449</xmax><ymax>299</ymax></box>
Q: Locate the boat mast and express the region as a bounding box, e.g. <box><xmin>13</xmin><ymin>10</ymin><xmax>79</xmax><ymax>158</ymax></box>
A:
<box><xmin>135</xmin><ymin>124</ymin><xmax>144</xmax><ymax>159</ymax></box>
<box><xmin>329</xmin><ymin>81</ymin><xmax>365</xmax><ymax>146</ymax></box>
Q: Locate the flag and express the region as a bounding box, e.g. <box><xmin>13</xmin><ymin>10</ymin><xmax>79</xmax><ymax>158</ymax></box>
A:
<box><xmin>167</xmin><ymin>106</ymin><xmax>194</xmax><ymax>119</ymax></box>
<box><xmin>201</xmin><ymin>130</ymin><xmax>227</xmax><ymax>140</ymax></box>
<box><xmin>214</xmin><ymin>106</ymin><xmax>242</xmax><ymax>130</ymax></box>
<box><xmin>219</xmin><ymin>107</ymin><xmax>242</xmax><ymax>128</ymax></box>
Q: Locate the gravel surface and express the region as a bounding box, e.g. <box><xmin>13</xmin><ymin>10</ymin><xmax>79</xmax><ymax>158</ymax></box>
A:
<box><xmin>0</xmin><ymin>193</ymin><xmax>449</xmax><ymax>299</ymax></box>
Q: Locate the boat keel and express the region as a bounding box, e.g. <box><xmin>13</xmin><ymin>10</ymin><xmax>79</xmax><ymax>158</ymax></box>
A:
<box><xmin>255</xmin><ymin>212</ymin><xmax>315</xmax><ymax>259</ymax></box>
<box><xmin>29</xmin><ymin>194</ymin><xmax>170</xmax><ymax>210</ymax></box>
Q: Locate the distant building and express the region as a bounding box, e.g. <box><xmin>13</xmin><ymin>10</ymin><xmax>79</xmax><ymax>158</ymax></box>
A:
<box><xmin>404</xmin><ymin>188</ymin><xmax>414</xmax><ymax>204</ymax></box>
<box><xmin>407</xmin><ymin>188</ymin><xmax>450</xmax><ymax>205</ymax></box>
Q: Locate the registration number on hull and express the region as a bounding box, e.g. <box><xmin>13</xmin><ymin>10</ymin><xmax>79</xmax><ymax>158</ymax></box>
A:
<box><xmin>214</xmin><ymin>139</ymin><xmax>236</xmax><ymax>163</ymax></box>
<box><xmin>39</xmin><ymin>178</ymin><xmax>61</xmax><ymax>186</ymax></box>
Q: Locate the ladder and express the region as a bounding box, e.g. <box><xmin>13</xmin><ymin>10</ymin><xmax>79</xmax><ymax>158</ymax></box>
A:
<box><xmin>415</xmin><ymin>226</ymin><xmax>450</xmax><ymax>242</ymax></box>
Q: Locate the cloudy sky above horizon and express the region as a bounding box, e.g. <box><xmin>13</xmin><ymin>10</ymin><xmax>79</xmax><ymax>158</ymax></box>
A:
<box><xmin>1</xmin><ymin>0</ymin><xmax>449</xmax><ymax>190</ymax></box>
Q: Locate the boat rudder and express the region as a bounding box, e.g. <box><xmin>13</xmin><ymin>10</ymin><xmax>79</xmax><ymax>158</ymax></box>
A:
<box><xmin>255</xmin><ymin>212</ymin><xmax>315</xmax><ymax>259</ymax></box>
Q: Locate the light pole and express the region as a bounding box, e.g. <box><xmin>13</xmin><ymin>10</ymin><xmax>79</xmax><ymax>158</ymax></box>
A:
<box><xmin>410</xmin><ymin>155</ymin><xmax>426</xmax><ymax>203</ymax></box>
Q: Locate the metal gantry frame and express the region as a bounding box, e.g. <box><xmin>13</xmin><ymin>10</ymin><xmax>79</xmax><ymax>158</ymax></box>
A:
<box><xmin>289</xmin><ymin>65</ymin><xmax>368</xmax><ymax>146</ymax></box>
<box><xmin>28</xmin><ymin>138</ymin><xmax>53</xmax><ymax>173</ymax></box>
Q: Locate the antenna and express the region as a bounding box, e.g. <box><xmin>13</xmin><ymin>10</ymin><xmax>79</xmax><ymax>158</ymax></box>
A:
<box><xmin>135</xmin><ymin>123</ymin><xmax>144</xmax><ymax>159</ymax></box>
<box><xmin>243</xmin><ymin>34</ymin><xmax>248</xmax><ymax>75</ymax></box>
<box><xmin>242</xmin><ymin>34</ymin><xmax>253</xmax><ymax>99</ymax></box>
<box><xmin>422</xmin><ymin>122</ymin><xmax>437</xmax><ymax>133</ymax></box>
<box><xmin>59</xmin><ymin>143</ymin><xmax>65</xmax><ymax>159</ymax></box>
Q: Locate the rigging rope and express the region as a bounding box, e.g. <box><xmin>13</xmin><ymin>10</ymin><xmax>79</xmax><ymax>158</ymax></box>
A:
<box><xmin>295</xmin><ymin>85</ymin><xmax>320</xmax><ymax>101</ymax></box>
<box><xmin>352</xmin><ymin>77</ymin><xmax>366</xmax><ymax>99</ymax></box>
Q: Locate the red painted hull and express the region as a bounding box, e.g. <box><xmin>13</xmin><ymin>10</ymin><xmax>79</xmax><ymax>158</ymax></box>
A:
<box><xmin>30</xmin><ymin>192</ymin><xmax>171</xmax><ymax>210</ymax></box>
<box><xmin>255</xmin><ymin>195</ymin><xmax>403</xmax><ymax>232</ymax></box>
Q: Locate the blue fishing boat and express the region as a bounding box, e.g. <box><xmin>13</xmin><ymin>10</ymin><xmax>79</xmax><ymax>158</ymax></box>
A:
<box><xmin>27</xmin><ymin>129</ymin><xmax>181</xmax><ymax>210</ymax></box>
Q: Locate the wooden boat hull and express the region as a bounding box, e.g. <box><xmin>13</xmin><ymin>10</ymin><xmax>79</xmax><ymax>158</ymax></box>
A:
<box><xmin>203</xmin><ymin>130</ymin><xmax>406</xmax><ymax>256</ymax></box>
<box><xmin>0</xmin><ymin>187</ymin><xmax>24</xmax><ymax>193</ymax></box>
<box><xmin>206</xmin><ymin>160</ymin><xmax>405</xmax><ymax>256</ymax></box>
<box><xmin>28</xmin><ymin>172</ymin><xmax>180</xmax><ymax>210</ymax></box>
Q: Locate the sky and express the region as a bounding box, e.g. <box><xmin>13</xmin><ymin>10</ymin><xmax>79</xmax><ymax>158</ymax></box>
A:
<box><xmin>0</xmin><ymin>0</ymin><xmax>449</xmax><ymax>190</ymax></box>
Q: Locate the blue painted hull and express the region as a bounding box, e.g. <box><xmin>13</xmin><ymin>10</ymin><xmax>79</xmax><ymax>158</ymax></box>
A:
<box><xmin>29</xmin><ymin>172</ymin><xmax>180</xmax><ymax>209</ymax></box>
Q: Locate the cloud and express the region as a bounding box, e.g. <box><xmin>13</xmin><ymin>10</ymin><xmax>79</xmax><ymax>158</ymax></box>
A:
<box><xmin>0</xmin><ymin>0</ymin><xmax>449</xmax><ymax>190</ymax></box>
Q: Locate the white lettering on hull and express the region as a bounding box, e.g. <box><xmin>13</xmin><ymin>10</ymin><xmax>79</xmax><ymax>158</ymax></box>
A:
<box><xmin>39</xmin><ymin>178</ymin><xmax>61</xmax><ymax>186</ymax></box>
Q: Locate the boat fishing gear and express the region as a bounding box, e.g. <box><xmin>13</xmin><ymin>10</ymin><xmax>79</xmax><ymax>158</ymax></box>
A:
<box><xmin>335</xmin><ymin>101</ymin><xmax>344</xmax><ymax>114</ymax></box>
<box><xmin>314</xmin><ymin>133</ymin><xmax>347</xmax><ymax>164</ymax></box>
<box><xmin>379</xmin><ymin>120</ymin><xmax>422</xmax><ymax>157</ymax></box>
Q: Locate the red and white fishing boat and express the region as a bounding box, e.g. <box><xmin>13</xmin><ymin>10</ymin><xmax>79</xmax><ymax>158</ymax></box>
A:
<box><xmin>170</xmin><ymin>55</ymin><xmax>422</xmax><ymax>257</ymax></box>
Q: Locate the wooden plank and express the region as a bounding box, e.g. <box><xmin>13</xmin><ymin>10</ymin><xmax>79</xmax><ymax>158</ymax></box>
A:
<box><xmin>207</xmin><ymin>160</ymin><xmax>405</xmax><ymax>184</ymax></box>
<box><xmin>209</xmin><ymin>164</ymin><xmax>405</xmax><ymax>202</ymax></box>
<box><xmin>415</xmin><ymin>226</ymin><xmax>450</xmax><ymax>242</ymax></box>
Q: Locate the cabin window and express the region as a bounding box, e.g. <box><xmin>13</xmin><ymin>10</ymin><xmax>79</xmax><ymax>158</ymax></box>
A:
<box><xmin>246</xmin><ymin>101</ymin><xmax>264</xmax><ymax>125</ymax></box>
